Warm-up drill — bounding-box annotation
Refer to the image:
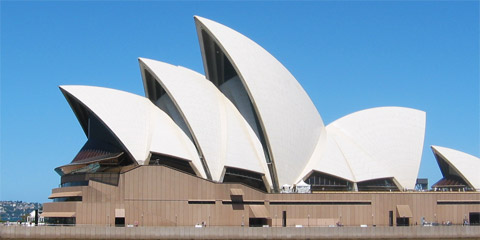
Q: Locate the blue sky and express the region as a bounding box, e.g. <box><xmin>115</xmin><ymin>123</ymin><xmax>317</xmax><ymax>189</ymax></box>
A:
<box><xmin>1</xmin><ymin>1</ymin><xmax>478</xmax><ymax>203</ymax></box>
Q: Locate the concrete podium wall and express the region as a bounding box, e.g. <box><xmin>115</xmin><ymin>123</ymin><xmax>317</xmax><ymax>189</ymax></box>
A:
<box><xmin>44</xmin><ymin>166</ymin><xmax>480</xmax><ymax>227</ymax></box>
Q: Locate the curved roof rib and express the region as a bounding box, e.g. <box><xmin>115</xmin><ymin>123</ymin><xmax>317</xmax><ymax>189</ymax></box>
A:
<box><xmin>59</xmin><ymin>85</ymin><xmax>206</xmax><ymax>178</ymax></box>
<box><xmin>139</xmin><ymin>58</ymin><xmax>272</xmax><ymax>189</ymax></box>
<box><xmin>194</xmin><ymin>16</ymin><xmax>325</xmax><ymax>188</ymax></box>
<box><xmin>300</xmin><ymin>107</ymin><xmax>426</xmax><ymax>190</ymax></box>
<box><xmin>431</xmin><ymin>146</ymin><xmax>480</xmax><ymax>190</ymax></box>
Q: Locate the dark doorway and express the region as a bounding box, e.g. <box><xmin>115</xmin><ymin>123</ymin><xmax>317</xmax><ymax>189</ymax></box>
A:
<box><xmin>396</xmin><ymin>217</ymin><xmax>409</xmax><ymax>226</ymax></box>
<box><xmin>249</xmin><ymin>218</ymin><xmax>268</xmax><ymax>227</ymax></box>
<box><xmin>389</xmin><ymin>211</ymin><xmax>393</xmax><ymax>226</ymax></box>
<box><xmin>115</xmin><ymin>217</ymin><xmax>125</xmax><ymax>227</ymax></box>
<box><xmin>470</xmin><ymin>212</ymin><xmax>480</xmax><ymax>225</ymax></box>
<box><xmin>282</xmin><ymin>211</ymin><xmax>287</xmax><ymax>227</ymax></box>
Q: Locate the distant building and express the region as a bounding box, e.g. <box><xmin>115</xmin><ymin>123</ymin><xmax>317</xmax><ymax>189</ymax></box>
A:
<box><xmin>0</xmin><ymin>201</ymin><xmax>42</xmax><ymax>222</ymax></box>
<box><xmin>26</xmin><ymin>210</ymin><xmax>44</xmax><ymax>225</ymax></box>
<box><xmin>43</xmin><ymin>16</ymin><xmax>480</xmax><ymax>227</ymax></box>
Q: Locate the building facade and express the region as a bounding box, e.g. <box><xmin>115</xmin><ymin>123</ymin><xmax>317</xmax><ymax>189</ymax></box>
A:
<box><xmin>43</xmin><ymin>165</ymin><xmax>480</xmax><ymax>227</ymax></box>
<box><xmin>43</xmin><ymin>16</ymin><xmax>480</xmax><ymax>226</ymax></box>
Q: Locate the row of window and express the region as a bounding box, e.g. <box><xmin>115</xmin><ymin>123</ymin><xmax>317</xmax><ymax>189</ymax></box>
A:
<box><xmin>53</xmin><ymin>197</ymin><xmax>82</xmax><ymax>202</ymax></box>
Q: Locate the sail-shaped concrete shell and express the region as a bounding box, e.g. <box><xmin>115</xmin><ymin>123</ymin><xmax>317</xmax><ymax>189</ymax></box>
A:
<box><xmin>59</xmin><ymin>85</ymin><xmax>206</xmax><ymax>178</ymax></box>
<box><xmin>195</xmin><ymin>16</ymin><xmax>325</xmax><ymax>188</ymax></box>
<box><xmin>299</xmin><ymin>133</ymin><xmax>355</xmax><ymax>183</ymax></box>
<box><xmin>55</xmin><ymin>17</ymin><xmax>431</xmax><ymax>193</ymax></box>
<box><xmin>300</xmin><ymin>107</ymin><xmax>426</xmax><ymax>190</ymax></box>
<box><xmin>139</xmin><ymin>58</ymin><xmax>271</xmax><ymax>187</ymax></box>
<box><xmin>431</xmin><ymin>146</ymin><xmax>480</xmax><ymax>190</ymax></box>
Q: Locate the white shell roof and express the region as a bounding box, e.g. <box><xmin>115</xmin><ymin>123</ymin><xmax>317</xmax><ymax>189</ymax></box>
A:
<box><xmin>60</xmin><ymin>85</ymin><xmax>206</xmax><ymax>178</ymax></box>
<box><xmin>299</xmin><ymin>133</ymin><xmax>355</xmax><ymax>183</ymax></box>
<box><xmin>300</xmin><ymin>107</ymin><xmax>426</xmax><ymax>190</ymax></box>
<box><xmin>139</xmin><ymin>58</ymin><xmax>271</xmax><ymax>186</ymax></box>
<box><xmin>57</xmin><ymin>17</ymin><xmax>435</xmax><ymax>193</ymax></box>
<box><xmin>195</xmin><ymin>16</ymin><xmax>325</xmax><ymax>186</ymax></box>
<box><xmin>431</xmin><ymin>145</ymin><xmax>480</xmax><ymax>190</ymax></box>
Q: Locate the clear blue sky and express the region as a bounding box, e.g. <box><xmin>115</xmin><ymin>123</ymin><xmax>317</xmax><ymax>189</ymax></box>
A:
<box><xmin>1</xmin><ymin>1</ymin><xmax>478</xmax><ymax>203</ymax></box>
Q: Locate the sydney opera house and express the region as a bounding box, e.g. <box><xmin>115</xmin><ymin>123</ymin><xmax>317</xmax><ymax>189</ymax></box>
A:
<box><xmin>42</xmin><ymin>16</ymin><xmax>480</xmax><ymax>227</ymax></box>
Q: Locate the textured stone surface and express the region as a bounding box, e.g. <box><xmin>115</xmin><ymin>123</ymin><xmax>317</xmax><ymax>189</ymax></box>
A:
<box><xmin>1</xmin><ymin>225</ymin><xmax>480</xmax><ymax>239</ymax></box>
